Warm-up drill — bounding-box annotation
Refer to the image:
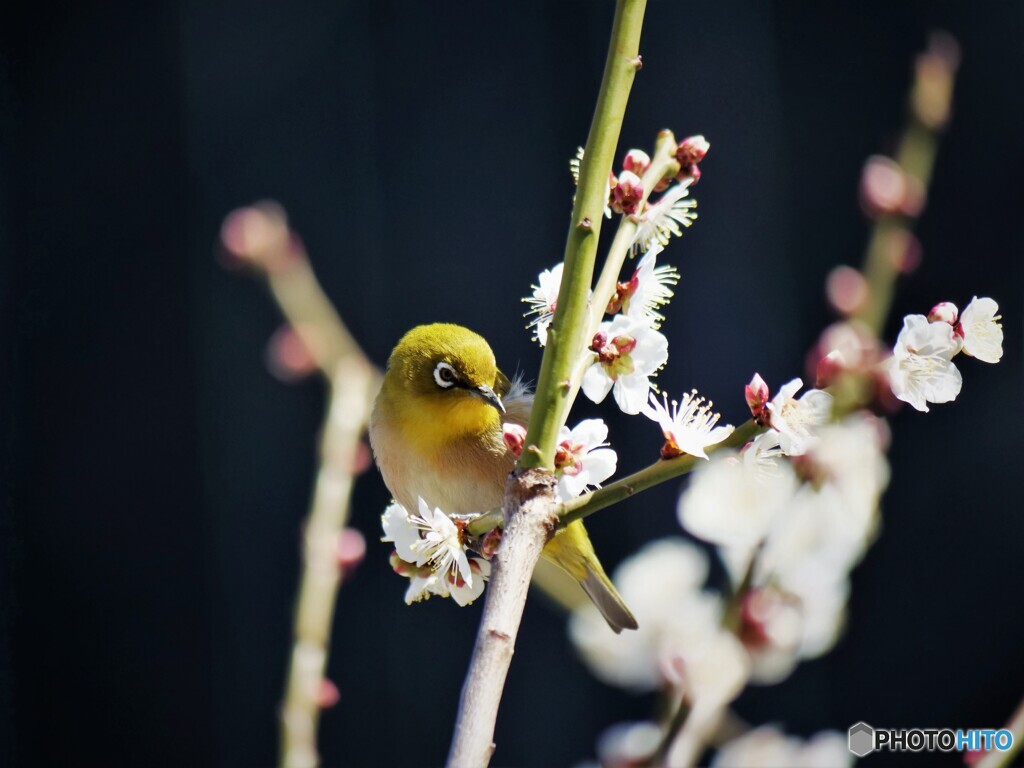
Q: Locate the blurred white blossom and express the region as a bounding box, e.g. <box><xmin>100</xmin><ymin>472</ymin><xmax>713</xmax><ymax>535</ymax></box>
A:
<box><xmin>885</xmin><ymin>314</ymin><xmax>961</xmax><ymax>412</ymax></box>
<box><xmin>594</xmin><ymin>721</ymin><xmax>662</xmax><ymax>768</ymax></box>
<box><xmin>712</xmin><ymin>726</ymin><xmax>852</xmax><ymax>768</ymax></box>
<box><xmin>583</xmin><ymin>314</ymin><xmax>669</xmax><ymax>415</ymax></box>
<box><xmin>677</xmin><ymin>450</ymin><xmax>798</xmax><ymax>577</ymax></box>
<box><xmin>570</xmin><ymin>539</ymin><xmax>750</xmax><ymax>705</ymax></box>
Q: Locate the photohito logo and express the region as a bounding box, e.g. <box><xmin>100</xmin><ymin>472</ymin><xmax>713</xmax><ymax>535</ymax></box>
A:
<box><xmin>848</xmin><ymin>722</ymin><xmax>1014</xmax><ymax>757</ymax></box>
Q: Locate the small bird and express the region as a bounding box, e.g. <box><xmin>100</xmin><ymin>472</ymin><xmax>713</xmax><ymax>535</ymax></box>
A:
<box><xmin>369</xmin><ymin>323</ymin><xmax>637</xmax><ymax>632</ymax></box>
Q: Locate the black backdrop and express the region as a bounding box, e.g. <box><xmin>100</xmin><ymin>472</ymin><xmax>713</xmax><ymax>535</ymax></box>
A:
<box><xmin>3</xmin><ymin>1</ymin><xmax>1022</xmax><ymax>766</ymax></box>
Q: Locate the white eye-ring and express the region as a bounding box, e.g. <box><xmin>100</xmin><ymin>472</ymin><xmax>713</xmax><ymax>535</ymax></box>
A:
<box><xmin>434</xmin><ymin>361</ymin><xmax>457</xmax><ymax>388</ymax></box>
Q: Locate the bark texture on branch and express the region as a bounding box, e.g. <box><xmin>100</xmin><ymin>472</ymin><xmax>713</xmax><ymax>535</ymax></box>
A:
<box><xmin>446</xmin><ymin>470</ymin><xmax>559</xmax><ymax>768</ymax></box>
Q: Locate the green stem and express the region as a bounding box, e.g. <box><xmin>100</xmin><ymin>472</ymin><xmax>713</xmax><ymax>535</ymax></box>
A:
<box><xmin>856</xmin><ymin>47</ymin><xmax>955</xmax><ymax>336</ymax></box>
<box><xmin>646</xmin><ymin>695</ymin><xmax>692</xmax><ymax>768</ymax></box>
<box><xmin>468</xmin><ymin>420</ymin><xmax>762</xmax><ymax>537</ymax></box>
<box><xmin>519</xmin><ymin>0</ymin><xmax>648</xmax><ymax>471</ymax></box>
<box><xmin>560</xmin><ymin>419</ymin><xmax>761</xmax><ymax>526</ymax></box>
<box><xmin>554</xmin><ymin>132</ymin><xmax>681</xmax><ymax>427</ymax></box>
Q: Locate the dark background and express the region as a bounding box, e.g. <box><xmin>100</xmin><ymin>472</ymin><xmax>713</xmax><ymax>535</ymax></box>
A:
<box><xmin>2</xmin><ymin>1</ymin><xmax>1022</xmax><ymax>766</ymax></box>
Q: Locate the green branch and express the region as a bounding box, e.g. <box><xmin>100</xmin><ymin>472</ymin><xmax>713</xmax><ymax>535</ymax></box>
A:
<box><xmin>469</xmin><ymin>420</ymin><xmax>762</xmax><ymax>537</ymax></box>
<box><xmin>519</xmin><ymin>0</ymin><xmax>648</xmax><ymax>471</ymax></box>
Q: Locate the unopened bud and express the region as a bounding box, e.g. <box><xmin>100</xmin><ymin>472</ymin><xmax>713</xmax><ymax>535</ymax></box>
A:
<box><xmin>479</xmin><ymin>528</ymin><xmax>503</xmax><ymax>559</ymax></box>
<box><xmin>825</xmin><ymin>265</ymin><xmax>869</xmax><ymax>316</ymax></box>
<box><xmin>266</xmin><ymin>324</ymin><xmax>319</xmax><ymax>382</ymax></box>
<box><xmin>219</xmin><ymin>202</ymin><xmax>297</xmax><ymax>272</ymax></box>
<box><xmin>676</xmin><ymin>162</ymin><xmax>701</xmax><ymax>185</ymax></box>
<box><xmin>612</xmin><ymin>171</ymin><xmax>644</xmax><ymax>215</ymax></box>
<box><xmin>675</xmin><ymin>135</ymin><xmax>710</xmax><ymax>166</ymax></box>
<box><xmin>815</xmin><ymin>349</ymin><xmax>846</xmax><ymax>388</ymax></box>
<box><xmin>337</xmin><ymin>528</ymin><xmax>367</xmax><ymax>572</ymax></box>
<box><xmin>622</xmin><ymin>148</ymin><xmax>651</xmax><ymax>176</ymax></box>
<box><xmin>389</xmin><ymin>550</ymin><xmax>418</xmax><ymax>577</ymax></box>
<box><xmin>317</xmin><ymin>678</ymin><xmax>340</xmax><ymax>708</ymax></box>
<box><xmin>859</xmin><ymin>156</ymin><xmax>925</xmax><ymax>219</ymax></box>
<box><xmin>502</xmin><ymin>423</ymin><xmax>527</xmax><ymax>457</ymax></box>
<box><xmin>745</xmin><ymin>373</ymin><xmax>770</xmax><ymax>424</ymax></box>
<box><xmin>928</xmin><ymin>301</ymin><xmax>959</xmax><ymax>325</ymax></box>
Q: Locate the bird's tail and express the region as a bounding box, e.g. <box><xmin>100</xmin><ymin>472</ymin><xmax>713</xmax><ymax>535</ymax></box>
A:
<box><xmin>542</xmin><ymin>520</ymin><xmax>638</xmax><ymax>634</ymax></box>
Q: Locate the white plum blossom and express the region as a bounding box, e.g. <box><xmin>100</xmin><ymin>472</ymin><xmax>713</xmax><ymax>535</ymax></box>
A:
<box><xmin>885</xmin><ymin>314</ymin><xmax>962</xmax><ymax>412</ymax></box>
<box><xmin>553</xmin><ymin>419</ymin><xmax>618</xmax><ymax>501</ymax></box>
<box><xmin>765</xmin><ymin>378</ymin><xmax>833</xmax><ymax>455</ymax></box>
<box><xmin>958</xmin><ymin>296</ymin><xmax>1003</xmax><ymax>363</ymax></box>
<box><xmin>570</xmin><ymin>539</ymin><xmax>749</xmax><ymax>703</ymax></box>
<box><xmin>444</xmin><ymin>557</ymin><xmax>491</xmax><ymax>607</ymax></box>
<box><xmin>523</xmin><ymin>262</ymin><xmax>563</xmax><ymax>345</ymax></box>
<box><xmin>712</xmin><ymin>726</ymin><xmax>852</xmax><ymax>768</ymax></box>
<box><xmin>630</xmin><ymin>180</ymin><xmax>698</xmax><ymax>255</ymax></box>
<box><xmin>642</xmin><ymin>389</ymin><xmax>734</xmax><ymax>459</ymax></box>
<box><xmin>582</xmin><ymin>314</ymin><xmax>669</xmax><ymax>414</ymax></box>
<box><xmin>397</xmin><ymin>556</ymin><xmax>491</xmax><ymax>606</ymax></box>
<box><xmin>382</xmin><ymin>499</ymin><xmax>490</xmax><ymax>606</ymax></box>
<box><xmin>613</xmin><ymin>244</ymin><xmax>680</xmax><ymax>330</ymax></box>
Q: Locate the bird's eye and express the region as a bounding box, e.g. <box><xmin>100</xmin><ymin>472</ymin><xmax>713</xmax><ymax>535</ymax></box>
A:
<box><xmin>434</xmin><ymin>362</ymin><xmax>457</xmax><ymax>388</ymax></box>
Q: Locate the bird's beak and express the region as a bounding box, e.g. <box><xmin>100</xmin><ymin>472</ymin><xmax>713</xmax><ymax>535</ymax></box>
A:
<box><xmin>474</xmin><ymin>384</ymin><xmax>506</xmax><ymax>414</ymax></box>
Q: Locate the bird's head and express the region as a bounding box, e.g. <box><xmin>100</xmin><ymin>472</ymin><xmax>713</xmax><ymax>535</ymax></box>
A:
<box><xmin>382</xmin><ymin>323</ymin><xmax>511</xmax><ymax>438</ymax></box>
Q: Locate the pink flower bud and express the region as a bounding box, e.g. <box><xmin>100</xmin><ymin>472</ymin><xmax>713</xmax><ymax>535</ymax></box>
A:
<box><xmin>928</xmin><ymin>301</ymin><xmax>959</xmax><ymax>325</ymax></box>
<box><xmin>389</xmin><ymin>550</ymin><xmax>418</xmax><ymax>577</ymax></box>
<box><xmin>745</xmin><ymin>373</ymin><xmax>770</xmax><ymax>423</ymax></box>
<box><xmin>337</xmin><ymin>528</ymin><xmax>367</xmax><ymax>572</ymax></box>
<box><xmin>825</xmin><ymin>265</ymin><xmax>869</xmax><ymax>316</ymax></box>
<box><xmin>815</xmin><ymin>349</ymin><xmax>846</xmax><ymax>388</ymax></box>
<box><xmin>266</xmin><ymin>324</ymin><xmax>319</xmax><ymax>383</ymax></box>
<box><xmin>676</xmin><ymin>162</ymin><xmax>701</xmax><ymax>185</ymax></box>
<box><xmin>675</xmin><ymin>135</ymin><xmax>710</xmax><ymax>166</ymax></box>
<box><xmin>622</xmin><ymin>148</ymin><xmax>651</xmax><ymax>175</ymax></box>
<box><xmin>502</xmin><ymin>423</ymin><xmax>527</xmax><ymax>457</ymax></box>
<box><xmin>612</xmin><ymin>171</ymin><xmax>644</xmax><ymax>215</ymax></box>
<box><xmin>317</xmin><ymin>678</ymin><xmax>340</xmax><ymax>708</ymax></box>
<box><xmin>859</xmin><ymin>156</ymin><xmax>925</xmax><ymax>219</ymax></box>
<box><xmin>219</xmin><ymin>202</ymin><xmax>298</xmax><ymax>272</ymax></box>
<box><xmin>479</xmin><ymin>528</ymin><xmax>503</xmax><ymax>559</ymax></box>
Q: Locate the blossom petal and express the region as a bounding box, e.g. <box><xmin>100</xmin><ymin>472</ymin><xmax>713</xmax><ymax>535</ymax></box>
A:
<box><xmin>613</xmin><ymin>373</ymin><xmax>652</xmax><ymax>415</ymax></box>
<box><xmin>582</xmin><ymin>361</ymin><xmax>615</xmax><ymax>404</ymax></box>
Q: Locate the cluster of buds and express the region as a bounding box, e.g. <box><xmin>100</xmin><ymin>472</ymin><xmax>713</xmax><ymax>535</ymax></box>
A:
<box><xmin>674</xmin><ymin>134</ymin><xmax>710</xmax><ymax>185</ymax></box>
<box><xmin>607</xmin><ymin>149</ymin><xmax>651</xmax><ymax>215</ymax></box>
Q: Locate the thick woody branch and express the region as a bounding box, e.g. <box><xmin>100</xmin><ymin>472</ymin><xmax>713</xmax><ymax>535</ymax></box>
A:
<box><xmin>446</xmin><ymin>471</ymin><xmax>559</xmax><ymax>768</ymax></box>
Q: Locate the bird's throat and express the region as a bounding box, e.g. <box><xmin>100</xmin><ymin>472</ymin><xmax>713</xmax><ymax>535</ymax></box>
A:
<box><xmin>396</xmin><ymin>395</ymin><xmax>502</xmax><ymax>454</ymax></box>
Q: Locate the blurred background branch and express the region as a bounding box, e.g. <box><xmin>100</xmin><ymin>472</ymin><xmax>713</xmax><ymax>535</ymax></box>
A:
<box><xmin>221</xmin><ymin>204</ymin><xmax>382</xmax><ymax>768</ymax></box>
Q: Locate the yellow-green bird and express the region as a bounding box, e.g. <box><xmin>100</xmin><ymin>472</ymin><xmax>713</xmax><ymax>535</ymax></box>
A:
<box><xmin>369</xmin><ymin>323</ymin><xmax>637</xmax><ymax>632</ymax></box>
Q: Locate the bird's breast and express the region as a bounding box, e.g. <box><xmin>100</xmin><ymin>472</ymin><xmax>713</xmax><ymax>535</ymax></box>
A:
<box><xmin>369</xmin><ymin>404</ymin><xmax>514</xmax><ymax>515</ymax></box>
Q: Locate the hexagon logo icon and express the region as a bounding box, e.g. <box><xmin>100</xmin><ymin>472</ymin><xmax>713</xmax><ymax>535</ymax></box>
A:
<box><xmin>848</xmin><ymin>722</ymin><xmax>876</xmax><ymax>757</ymax></box>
